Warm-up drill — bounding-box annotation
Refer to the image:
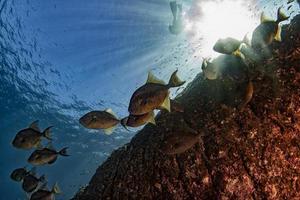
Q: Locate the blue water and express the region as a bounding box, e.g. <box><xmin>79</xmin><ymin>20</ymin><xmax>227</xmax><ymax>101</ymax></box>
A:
<box><xmin>0</xmin><ymin>0</ymin><xmax>299</xmax><ymax>199</ymax></box>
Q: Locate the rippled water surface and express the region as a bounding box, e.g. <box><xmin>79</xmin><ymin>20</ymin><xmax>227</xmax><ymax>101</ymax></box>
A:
<box><xmin>0</xmin><ymin>0</ymin><xmax>299</xmax><ymax>199</ymax></box>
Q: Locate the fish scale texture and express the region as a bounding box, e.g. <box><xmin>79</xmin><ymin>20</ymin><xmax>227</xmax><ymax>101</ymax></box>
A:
<box><xmin>73</xmin><ymin>15</ymin><xmax>300</xmax><ymax>200</ymax></box>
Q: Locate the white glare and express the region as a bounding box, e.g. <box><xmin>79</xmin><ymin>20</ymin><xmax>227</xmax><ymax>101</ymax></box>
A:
<box><xmin>184</xmin><ymin>0</ymin><xmax>259</xmax><ymax>58</ymax></box>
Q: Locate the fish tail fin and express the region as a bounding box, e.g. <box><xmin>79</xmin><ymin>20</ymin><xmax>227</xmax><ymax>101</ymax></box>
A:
<box><xmin>42</xmin><ymin>126</ymin><xmax>53</xmax><ymax>141</ymax></box>
<box><xmin>103</xmin><ymin>125</ymin><xmax>117</xmax><ymax>135</ymax></box>
<box><xmin>168</xmin><ymin>70</ymin><xmax>185</xmax><ymax>88</ymax></box>
<box><xmin>276</xmin><ymin>7</ymin><xmax>289</xmax><ymax>23</ymax></box>
<box><xmin>59</xmin><ymin>147</ymin><xmax>69</xmax><ymax>157</ymax></box>
<box><xmin>52</xmin><ymin>182</ymin><xmax>61</xmax><ymax>194</ymax></box>
<box><xmin>148</xmin><ymin>111</ymin><xmax>156</xmax><ymax>125</ymax></box>
<box><xmin>120</xmin><ymin>117</ymin><xmax>130</xmax><ymax>131</ymax></box>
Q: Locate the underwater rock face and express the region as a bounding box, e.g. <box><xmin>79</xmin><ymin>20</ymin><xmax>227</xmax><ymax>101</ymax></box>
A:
<box><xmin>73</xmin><ymin>15</ymin><xmax>300</xmax><ymax>200</ymax></box>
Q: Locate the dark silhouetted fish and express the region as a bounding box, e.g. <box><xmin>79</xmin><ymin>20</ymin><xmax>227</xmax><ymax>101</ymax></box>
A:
<box><xmin>12</xmin><ymin>120</ymin><xmax>52</xmax><ymax>150</ymax></box>
<box><xmin>128</xmin><ymin>70</ymin><xmax>185</xmax><ymax>115</ymax></box>
<box><xmin>169</xmin><ymin>1</ymin><xmax>183</xmax><ymax>35</ymax></box>
<box><xmin>162</xmin><ymin>132</ymin><xmax>201</xmax><ymax>155</ymax></box>
<box><xmin>10</xmin><ymin>167</ymin><xmax>29</xmax><ymax>182</ymax></box>
<box><xmin>213</xmin><ymin>37</ymin><xmax>249</xmax><ymax>58</ymax></box>
<box><xmin>79</xmin><ymin>109</ymin><xmax>120</xmax><ymax>135</ymax></box>
<box><xmin>28</xmin><ymin>147</ymin><xmax>69</xmax><ymax>166</ymax></box>
<box><xmin>251</xmin><ymin>7</ymin><xmax>289</xmax><ymax>50</ymax></box>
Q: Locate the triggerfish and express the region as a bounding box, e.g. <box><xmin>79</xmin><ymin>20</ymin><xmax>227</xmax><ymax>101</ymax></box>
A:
<box><xmin>128</xmin><ymin>70</ymin><xmax>185</xmax><ymax>115</ymax></box>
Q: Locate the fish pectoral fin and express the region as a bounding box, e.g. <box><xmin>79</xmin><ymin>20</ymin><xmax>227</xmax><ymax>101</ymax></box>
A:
<box><xmin>274</xmin><ymin>25</ymin><xmax>282</xmax><ymax>42</ymax></box>
<box><xmin>160</xmin><ymin>94</ymin><xmax>171</xmax><ymax>112</ymax></box>
<box><xmin>103</xmin><ymin>126</ymin><xmax>116</xmax><ymax>135</ymax></box>
<box><xmin>29</xmin><ymin>120</ymin><xmax>41</xmax><ymax>132</ymax></box>
<box><xmin>105</xmin><ymin>108</ymin><xmax>118</xmax><ymax>119</ymax></box>
<box><xmin>48</xmin><ymin>157</ymin><xmax>57</xmax><ymax>164</ymax></box>
<box><xmin>147</xmin><ymin>71</ymin><xmax>166</xmax><ymax>85</ymax></box>
<box><xmin>148</xmin><ymin>112</ymin><xmax>156</xmax><ymax>125</ymax></box>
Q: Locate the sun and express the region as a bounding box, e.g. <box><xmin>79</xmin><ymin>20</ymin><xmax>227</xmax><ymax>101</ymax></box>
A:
<box><xmin>184</xmin><ymin>0</ymin><xmax>259</xmax><ymax>58</ymax></box>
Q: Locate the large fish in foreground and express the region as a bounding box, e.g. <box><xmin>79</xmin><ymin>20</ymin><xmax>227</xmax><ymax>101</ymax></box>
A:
<box><xmin>28</xmin><ymin>147</ymin><xmax>69</xmax><ymax>166</ymax></box>
<box><xmin>79</xmin><ymin>109</ymin><xmax>120</xmax><ymax>135</ymax></box>
<box><xmin>128</xmin><ymin>70</ymin><xmax>185</xmax><ymax>115</ymax></box>
<box><xmin>12</xmin><ymin>120</ymin><xmax>52</xmax><ymax>150</ymax></box>
<box><xmin>251</xmin><ymin>7</ymin><xmax>289</xmax><ymax>50</ymax></box>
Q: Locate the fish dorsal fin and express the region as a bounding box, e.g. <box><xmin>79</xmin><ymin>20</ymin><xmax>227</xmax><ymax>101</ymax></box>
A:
<box><xmin>105</xmin><ymin>108</ymin><xmax>118</xmax><ymax>119</ymax></box>
<box><xmin>147</xmin><ymin>71</ymin><xmax>166</xmax><ymax>85</ymax></box>
<box><xmin>29</xmin><ymin>120</ymin><xmax>40</xmax><ymax>132</ymax></box>
<box><xmin>260</xmin><ymin>12</ymin><xmax>272</xmax><ymax>23</ymax></box>
<box><xmin>160</xmin><ymin>92</ymin><xmax>171</xmax><ymax>112</ymax></box>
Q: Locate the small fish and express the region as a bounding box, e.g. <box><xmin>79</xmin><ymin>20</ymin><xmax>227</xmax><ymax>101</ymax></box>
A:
<box><xmin>287</xmin><ymin>0</ymin><xmax>295</xmax><ymax>4</ymax></box>
<box><xmin>28</xmin><ymin>147</ymin><xmax>69</xmax><ymax>166</ymax></box>
<box><xmin>213</xmin><ymin>37</ymin><xmax>248</xmax><ymax>58</ymax></box>
<box><xmin>30</xmin><ymin>183</ymin><xmax>61</xmax><ymax>200</ymax></box>
<box><xmin>12</xmin><ymin>120</ymin><xmax>52</xmax><ymax>150</ymax></box>
<box><xmin>239</xmin><ymin>80</ymin><xmax>254</xmax><ymax>109</ymax></box>
<box><xmin>10</xmin><ymin>167</ymin><xmax>29</xmax><ymax>182</ymax></box>
<box><xmin>162</xmin><ymin>129</ymin><xmax>201</xmax><ymax>155</ymax></box>
<box><xmin>22</xmin><ymin>174</ymin><xmax>45</xmax><ymax>193</ymax></box>
<box><xmin>121</xmin><ymin>111</ymin><xmax>156</xmax><ymax>129</ymax></box>
<box><xmin>79</xmin><ymin>109</ymin><xmax>120</xmax><ymax>135</ymax></box>
<box><xmin>169</xmin><ymin>1</ymin><xmax>183</xmax><ymax>35</ymax></box>
<box><xmin>251</xmin><ymin>7</ymin><xmax>289</xmax><ymax>50</ymax></box>
<box><xmin>201</xmin><ymin>58</ymin><xmax>219</xmax><ymax>80</ymax></box>
<box><xmin>128</xmin><ymin>70</ymin><xmax>185</xmax><ymax>115</ymax></box>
